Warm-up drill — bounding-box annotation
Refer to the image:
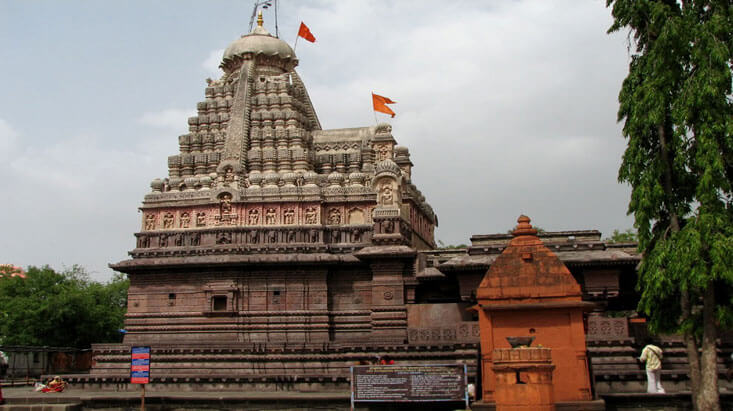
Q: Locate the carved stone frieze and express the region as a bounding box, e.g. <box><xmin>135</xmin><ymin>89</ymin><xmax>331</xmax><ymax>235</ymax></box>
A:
<box><xmin>180</xmin><ymin>212</ymin><xmax>191</xmax><ymax>228</ymax></box>
<box><xmin>248</xmin><ymin>209</ymin><xmax>260</xmax><ymax>225</ymax></box>
<box><xmin>144</xmin><ymin>214</ymin><xmax>156</xmax><ymax>231</ymax></box>
<box><xmin>327</xmin><ymin>208</ymin><xmax>341</xmax><ymax>225</ymax></box>
<box><xmin>163</xmin><ymin>212</ymin><xmax>175</xmax><ymax>229</ymax></box>
<box><xmin>265</xmin><ymin>208</ymin><xmax>277</xmax><ymax>225</ymax></box>
<box><xmin>304</xmin><ymin>207</ymin><xmax>318</xmax><ymax>224</ymax></box>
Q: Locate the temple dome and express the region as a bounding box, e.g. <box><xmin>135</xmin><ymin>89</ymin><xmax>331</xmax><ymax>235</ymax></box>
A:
<box><xmin>222</xmin><ymin>21</ymin><xmax>296</xmax><ymax>65</ymax></box>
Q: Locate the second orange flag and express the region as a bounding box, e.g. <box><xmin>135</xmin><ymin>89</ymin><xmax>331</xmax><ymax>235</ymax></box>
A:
<box><xmin>372</xmin><ymin>93</ymin><xmax>396</xmax><ymax>118</ymax></box>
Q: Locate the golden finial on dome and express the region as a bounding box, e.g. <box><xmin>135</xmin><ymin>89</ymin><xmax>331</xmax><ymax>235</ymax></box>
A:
<box><xmin>257</xmin><ymin>10</ymin><xmax>264</xmax><ymax>27</ymax></box>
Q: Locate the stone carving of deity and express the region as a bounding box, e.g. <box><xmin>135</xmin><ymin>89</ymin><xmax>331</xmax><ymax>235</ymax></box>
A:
<box><xmin>383</xmin><ymin>220</ymin><xmax>395</xmax><ymax>234</ymax></box>
<box><xmin>190</xmin><ymin>233</ymin><xmax>200</xmax><ymax>246</ymax></box>
<box><xmin>380</xmin><ymin>183</ymin><xmax>394</xmax><ymax>206</ymax></box>
<box><xmin>376</xmin><ymin>143</ymin><xmax>391</xmax><ymax>161</ymax></box>
<box><xmin>265</xmin><ymin>208</ymin><xmax>277</xmax><ymax>225</ymax></box>
<box><xmin>304</xmin><ymin>207</ymin><xmax>318</xmax><ymax>224</ymax></box>
<box><xmin>220</xmin><ymin>193</ymin><xmax>232</xmax><ymax>215</ymax></box>
<box><xmin>268</xmin><ymin>230</ymin><xmax>278</xmax><ymax>243</ymax></box>
<box><xmin>351</xmin><ymin>229</ymin><xmax>362</xmax><ymax>243</ymax></box>
<box><xmin>144</xmin><ymin>214</ymin><xmax>156</xmax><ymax>230</ymax></box>
<box><xmin>180</xmin><ymin>212</ymin><xmax>190</xmax><ymax>228</ymax></box>
<box><xmin>159</xmin><ymin>234</ymin><xmax>169</xmax><ymax>247</ymax></box>
<box><xmin>163</xmin><ymin>213</ymin><xmax>174</xmax><ymax>229</ymax></box>
<box><xmin>309</xmin><ymin>229</ymin><xmax>319</xmax><ymax>243</ymax></box>
<box><xmin>248</xmin><ymin>209</ymin><xmax>260</xmax><ymax>225</ymax></box>
<box><xmin>283</xmin><ymin>209</ymin><xmax>295</xmax><ymax>225</ymax></box>
<box><xmin>328</xmin><ymin>208</ymin><xmax>341</xmax><ymax>225</ymax></box>
<box><xmin>223</xmin><ymin>167</ymin><xmax>235</xmax><ymax>183</ymax></box>
<box><xmin>196</xmin><ymin>212</ymin><xmax>206</xmax><ymax>227</ymax></box>
<box><xmin>287</xmin><ymin>231</ymin><xmax>296</xmax><ymax>242</ymax></box>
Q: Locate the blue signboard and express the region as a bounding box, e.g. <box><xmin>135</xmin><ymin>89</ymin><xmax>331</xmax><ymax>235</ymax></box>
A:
<box><xmin>130</xmin><ymin>346</ymin><xmax>151</xmax><ymax>384</ymax></box>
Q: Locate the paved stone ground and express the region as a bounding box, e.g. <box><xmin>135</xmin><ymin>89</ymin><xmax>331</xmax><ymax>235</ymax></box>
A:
<box><xmin>0</xmin><ymin>386</ymin><xmax>471</xmax><ymax>411</ymax></box>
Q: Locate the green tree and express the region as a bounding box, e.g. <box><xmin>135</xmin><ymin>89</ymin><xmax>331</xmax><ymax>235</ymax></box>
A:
<box><xmin>0</xmin><ymin>266</ymin><xmax>129</xmax><ymax>348</ymax></box>
<box><xmin>607</xmin><ymin>1</ymin><xmax>732</xmax><ymax>409</ymax></box>
<box><xmin>605</xmin><ymin>228</ymin><xmax>638</xmax><ymax>243</ymax></box>
<box><xmin>436</xmin><ymin>240</ymin><xmax>468</xmax><ymax>249</ymax></box>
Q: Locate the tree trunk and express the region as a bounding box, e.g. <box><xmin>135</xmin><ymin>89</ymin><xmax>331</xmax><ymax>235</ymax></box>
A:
<box><xmin>698</xmin><ymin>284</ymin><xmax>720</xmax><ymax>410</ymax></box>
<box><xmin>682</xmin><ymin>289</ymin><xmax>701</xmax><ymax>410</ymax></box>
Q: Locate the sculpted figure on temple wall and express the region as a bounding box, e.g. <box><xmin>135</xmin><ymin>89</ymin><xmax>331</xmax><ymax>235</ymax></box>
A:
<box><xmin>287</xmin><ymin>230</ymin><xmax>296</xmax><ymax>242</ymax></box>
<box><xmin>383</xmin><ymin>220</ymin><xmax>395</xmax><ymax>234</ymax></box>
<box><xmin>304</xmin><ymin>207</ymin><xmax>318</xmax><ymax>224</ymax></box>
<box><xmin>248</xmin><ymin>209</ymin><xmax>260</xmax><ymax>225</ymax></box>
<box><xmin>223</xmin><ymin>167</ymin><xmax>235</xmax><ymax>183</ymax></box>
<box><xmin>283</xmin><ymin>209</ymin><xmax>295</xmax><ymax>224</ymax></box>
<box><xmin>309</xmin><ymin>229</ymin><xmax>319</xmax><ymax>243</ymax></box>
<box><xmin>265</xmin><ymin>208</ymin><xmax>277</xmax><ymax>225</ymax></box>
<box><xmin>163</xmin><ymin>213</ymin><xmax>175</xmax><ymax>229</ymax></box>
<box><xmin>375</xmin><ymin>143</ymin><xmax>391</xmax><ymax>161</ymax></box>
<box><xmin>144</xmin><ymin>214</ymin><xmax>156</xmax><ymax>230</ymax></box>
<box><xmin>380</xmin><ymin>183</ymin><xmax>394</xmax><ymax>206</ymax></box>
<box><xmin>351</xmin><ymin>229</ymin><xmax>362</xmax><ymax>243</ymax></box>
<box><xmin>180</xmin><ymin>212</ymin><xmax>190</xmax><ymax>228</ymax></box>
<box><xmin>196</xmin><ymin>212</ymin><xmax>207</xmax><ymax>227</ymax></box>
<box><xmin>328</xmin><ymin>208</ymin><xmax>341</xmax><ymax>225</ymax></box>
<box><xmin>219</xmin><ymin>193</ymin><xmax>233</xmax><ymax>215</ymax></box>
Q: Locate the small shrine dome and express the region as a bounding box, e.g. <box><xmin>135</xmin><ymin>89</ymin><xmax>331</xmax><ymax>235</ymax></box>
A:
<box><xmin>222</xmin><ymin>12</ymin><xmax>296</xmax><ymax>66</ymax></box>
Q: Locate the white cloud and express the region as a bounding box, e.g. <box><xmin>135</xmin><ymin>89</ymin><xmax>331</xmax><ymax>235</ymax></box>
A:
<box><xmin>0</xmin><ymin>118</ymin><xmax>18</xmax><ymax>156</ymax></box>
<box><xmin>138</xmin><ymin>108</ymin><xmax>196</xmax><ymax>130</ymax></box>
<box><xmin>202</xmin><ymin>49</ymin><xmax>225</xmax><ymax>78</ymax></box>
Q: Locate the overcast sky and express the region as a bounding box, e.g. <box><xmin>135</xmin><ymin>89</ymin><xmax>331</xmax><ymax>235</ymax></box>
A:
<box><xmin>0</xmin><ymin>0</ymin><xmax>635</xmax><ymax>281</ymax></box>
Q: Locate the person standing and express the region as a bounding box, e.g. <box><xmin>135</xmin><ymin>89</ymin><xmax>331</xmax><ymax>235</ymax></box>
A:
<box><xmin>640</xmin><ymin>341</ymin><xmax>665</xmax><ymax>393</ymax></box>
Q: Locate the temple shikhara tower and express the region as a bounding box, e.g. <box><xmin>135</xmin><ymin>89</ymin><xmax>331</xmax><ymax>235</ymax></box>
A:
<box><xmin>99</xmin><ymin>15</ymin><xmax>449</xmax><ymax>385</ymax></box>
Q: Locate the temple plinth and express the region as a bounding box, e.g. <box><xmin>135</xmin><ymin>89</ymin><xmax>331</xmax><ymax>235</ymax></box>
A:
<box><xmin>492</xmin><ymin>346</ymin><xmax>555</xmax><ymax>411</ymax></box>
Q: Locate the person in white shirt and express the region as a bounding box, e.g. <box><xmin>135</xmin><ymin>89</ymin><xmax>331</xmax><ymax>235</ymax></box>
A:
<box><xmin>639</xmin><ymin>340</ymin><xmax>665</xmax><ymax>393</ymax></box>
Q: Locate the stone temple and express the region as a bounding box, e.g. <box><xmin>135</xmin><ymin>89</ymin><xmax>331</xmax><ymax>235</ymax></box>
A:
<box><xmin>89</xmin><ymin>16</ymin><xmax>667</xmax><ymax>394</ymax></box>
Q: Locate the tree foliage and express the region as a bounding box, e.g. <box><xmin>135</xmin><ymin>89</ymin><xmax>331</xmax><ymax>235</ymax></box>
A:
<box><xmin>605</xmin><ymin>228</ymin><xmax>638</xmax><ymax>243</ymax></box>
<box><xmin>0</xmin><ymin>266</ymin><xmax>129</xmax><ymax>348</ymax></box>
<box><xmin>607</xmin><ymin>0</ymin><xmax>732</xmax><ymax>408</ymax></box>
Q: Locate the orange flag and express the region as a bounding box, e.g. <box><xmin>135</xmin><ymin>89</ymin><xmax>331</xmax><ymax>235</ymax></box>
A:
<box><xmin>372</xmin><ymin>93</ymin><xmax>396</xmax><ymax>118</ymax></box>
<box><xmin>298</xmin><ymin>22</ymin><xmax>316</xmax><ymax>43</ymax></box>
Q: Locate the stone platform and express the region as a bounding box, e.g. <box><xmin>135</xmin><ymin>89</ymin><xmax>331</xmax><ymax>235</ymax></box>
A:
<box><xmin>0</xmin><ymin>386</ymin><xmax>466</xmax><ymax>410</ymax></box>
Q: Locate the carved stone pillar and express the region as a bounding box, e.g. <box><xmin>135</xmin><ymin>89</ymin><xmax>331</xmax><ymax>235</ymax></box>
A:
<box><xmin>354</xmin><ymin>246</ymin><xmax>415</xmax><ymax>343</ymax></box>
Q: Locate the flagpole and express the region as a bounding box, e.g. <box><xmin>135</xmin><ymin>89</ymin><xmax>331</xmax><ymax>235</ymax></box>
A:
<box><xmin>293</xmin><ymin>32</ymin><xmax>299</xmax><ymax>52</ymax></box>
<box><xmin>372</xmin><ymin>92</ymin><xmax>378</xmax><ymax>124</ymax></box>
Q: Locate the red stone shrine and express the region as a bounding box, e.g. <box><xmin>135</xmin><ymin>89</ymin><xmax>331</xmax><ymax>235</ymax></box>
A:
<box><xmin>474</xmin><ymin>215</ymin><xmax>597</xmax><ymax>409</ymax></box>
